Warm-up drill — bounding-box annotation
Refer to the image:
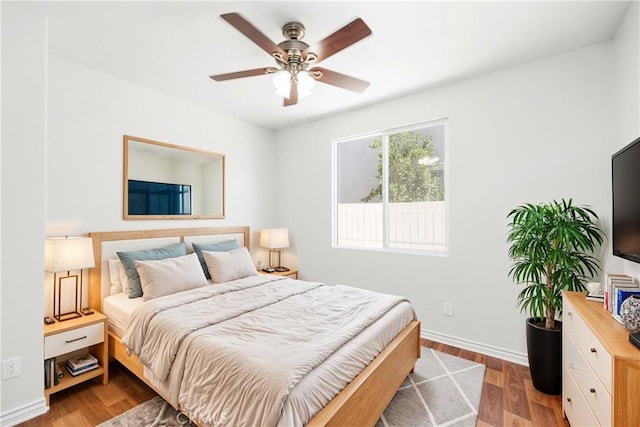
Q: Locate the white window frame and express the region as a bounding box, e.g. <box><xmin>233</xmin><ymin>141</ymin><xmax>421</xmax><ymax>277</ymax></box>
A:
<box><xmin>331</xmin><ymin>118</ymin><xmax>449</xmax><ymax>256</ymax></box>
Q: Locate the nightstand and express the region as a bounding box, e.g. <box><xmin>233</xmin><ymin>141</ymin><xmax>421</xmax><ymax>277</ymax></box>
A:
<box><xmin>259</xmin><ymin>269</ymin><xmax>298</xmax><ymax>279</ymax></box>
<box><xmin>43</xmin><ymin>311</ymin><xmax>108</xmax><ymax>405</ymax></box>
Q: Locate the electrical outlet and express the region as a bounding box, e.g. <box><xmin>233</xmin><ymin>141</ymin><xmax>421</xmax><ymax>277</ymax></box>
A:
<box><xmin>2</xmin><ymin>357</ymin><xmax>21</xmax><ymax>380</ymax></box>
<box><xmin>443</xmin><ymin>302</ymin><xmax>453</xmax><ymax>317</ymax></box>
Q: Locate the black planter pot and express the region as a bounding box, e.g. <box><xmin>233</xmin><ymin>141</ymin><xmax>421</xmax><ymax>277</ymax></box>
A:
<box><xmin>526</xmin><ymin>318</ymin><xmax>562</xmax><ymax>395</ymax></box>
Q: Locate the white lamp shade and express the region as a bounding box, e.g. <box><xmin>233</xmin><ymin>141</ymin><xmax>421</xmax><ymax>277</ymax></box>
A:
<box><xmin>296</xmin><ymin>71</ymin><xmax>315</xmax><ymax>99</ymax></box>
<box><xmin>260</xmin><ymin>228</ymin><xmax>289</xmax><ymax>249</ymax></box>
<box><xmin>273</xmin><ymin>72</ymin><xmax>292</xmax><ymax>98</ymax></box>
<box><xmin>45</xmin><ymin>237</ymin><xmax>95</xmax><ymax>272</ymax></box>
<box><xmin>273</xmin><ymin>72</ymin><xmax>315</xmax><ymax>99</ymax></box>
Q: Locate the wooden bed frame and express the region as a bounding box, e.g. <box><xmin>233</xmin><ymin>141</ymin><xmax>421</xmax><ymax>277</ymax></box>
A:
<box><xmin>88</xmin><ymin>226</ymin><xmax>420</xmax><ymax>427</ymax></box>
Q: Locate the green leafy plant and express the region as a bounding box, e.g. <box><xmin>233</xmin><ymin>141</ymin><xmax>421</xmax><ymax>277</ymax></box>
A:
<box><xmin>507</xmin><ymin>199</ymin><xmax>604</xmax><ymax>329</ymax></box>
<box><xmin>361</xmin><ymin>131</ymin><xmax>444</xmax><ymax>203</ymax></box>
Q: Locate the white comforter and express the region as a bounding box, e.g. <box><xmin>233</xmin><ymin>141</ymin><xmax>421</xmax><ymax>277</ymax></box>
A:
<box><xmin>122</xmin><ymin>275</ymin><xmax>409</xmax><ymax>427</ymax></box>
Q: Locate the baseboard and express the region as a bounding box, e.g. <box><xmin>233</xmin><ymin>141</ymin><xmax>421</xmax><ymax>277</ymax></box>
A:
<box><xmin>421</xmin><ymin>328</ymin><xmax>529</xmax><ymax>367</ymax></box>
<box><xmin>0</xmin><ymin>397</ymin><xmax>47</xmax><ymax>426</ymax></box>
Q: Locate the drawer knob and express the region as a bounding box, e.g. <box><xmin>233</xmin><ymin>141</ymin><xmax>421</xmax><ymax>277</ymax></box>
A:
<box><xmin>567</xmin><ymin>312</ymin><xmax>573</xmax><ymax>316</ymax></box>
<box><xmin>65</xmin><ymin>335</ymin><xmax>87</xmax><ymax>344</ymax></box>
<box><xmin>590</xmin><ymin>388</ymin><xmax>596</xmax><ymax>394</ymax></box>
<box><xmin>566</xmin><ymin>397</ymin><xmax>572</xmax><ymax>403</ymax></box>
<box><xmin>590</xmin><ymin>348</ymin><xmax>597</xmax><ymax>353</ymax></box>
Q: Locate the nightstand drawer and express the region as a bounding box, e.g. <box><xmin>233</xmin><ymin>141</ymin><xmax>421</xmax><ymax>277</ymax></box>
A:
<box><xmin>44</xmin><ymin>322</ymin><xmax>104</xmax><ymax>359</ymax></box>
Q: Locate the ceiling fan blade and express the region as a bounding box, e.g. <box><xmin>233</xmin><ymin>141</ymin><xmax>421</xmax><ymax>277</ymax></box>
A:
<box><xmin>210</xmin><ymin>68</ymin><xmax>271</xmax><ymax>81</ymax></box>
<box><xmin>304</xmin><ymin>18</ymin><xmax>371</xmax><ymax>63</ymax></box>
<box><xmin>311</xmin><ymin>67</ymin><xmax>370</xmax><ymax>93</ymax></box>
<box><xmin>284</xmin><ymin>83</ymin><xmax>298</xmax><ymax>107</ymax></box>
<box><xmin>221</xmin><ymin>13</ymin><xmax>285</xmax><ymax>57</ymax></box>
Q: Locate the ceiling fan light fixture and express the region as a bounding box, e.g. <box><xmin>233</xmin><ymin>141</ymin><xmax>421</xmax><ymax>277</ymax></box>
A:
<box><xmin>296</xmin><ymin>71</ymin><xmax>315</xmax><ymax>99</ymax></box>
<box><xmin>273</xmin><ymin>71</ymin><xmax>292</xmax><ymax>98</ymax></box>
<box><xmin>273</xmin><ymin>71</ymin><xmax>315</xmax><ymax>100</ymax></box>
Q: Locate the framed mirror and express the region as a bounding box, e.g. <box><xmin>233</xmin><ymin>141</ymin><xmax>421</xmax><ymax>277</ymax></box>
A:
<box><xmin>123</xmin><ymin>135</ymin><xmax>225</xmax><ymax>220</ymax></box>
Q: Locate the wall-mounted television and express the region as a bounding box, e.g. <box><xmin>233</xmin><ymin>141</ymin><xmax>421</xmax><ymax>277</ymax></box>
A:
<box><xmin>128</xmin><ymin>179</ymin><xmax>192</xmax><ymax>215</ymax></box>
<box><xmin>612</xmin><ymin>136</ymin><xmax>640</xmax><ymax>263</ymax></box>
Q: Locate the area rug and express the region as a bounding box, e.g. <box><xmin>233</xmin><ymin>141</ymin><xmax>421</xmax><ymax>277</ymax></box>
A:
<box><xmin>99</xmin><ymin>348</ymin><xmax>485</xmax><ymax>427</ymax></box>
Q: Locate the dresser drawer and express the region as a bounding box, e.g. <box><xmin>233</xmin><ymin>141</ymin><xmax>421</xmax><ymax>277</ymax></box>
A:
<box><xmin>563</xmin><ymin>364</ymin><xmax>599</xmax><ymax>427</ymax></box>
<box><xmin>564</xmin><ymin>334</ymin><xmax>611</xmax><ymax>425</ymax></box>
<box><xmin>564</xmin><ymin>299</ymin><xmax>612</xmax><ymax>393</ymax></box>
<box><xmin>44</xmin><ymin>322</ymin><xmax>104</xmax><ymax>359</ymax></box>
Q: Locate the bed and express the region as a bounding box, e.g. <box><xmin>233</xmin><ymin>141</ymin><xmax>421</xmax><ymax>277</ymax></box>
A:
<box><xmin>88</xmin><ymin>226</ymin><xmax>421</xmax><ymax>426</ymax></box>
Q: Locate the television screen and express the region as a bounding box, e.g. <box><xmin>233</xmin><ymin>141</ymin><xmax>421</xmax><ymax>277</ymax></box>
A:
<box><xmin>128</xmin><ymin>179</ymin><xmax>192</xmax><ymax>215</ymax></box>
<box><xmin>612</xmin><ymin>136</ymin><xmax>640</xmax><ymax>263</ymax></box>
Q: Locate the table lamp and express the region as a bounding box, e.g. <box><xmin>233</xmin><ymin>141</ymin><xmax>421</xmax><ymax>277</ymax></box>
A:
<box><xmin>260</xmin><ymin>228</ymin><xmax>290</xmax><ymax>272</ymax></box>
<box><xmin>45</xmin><ymin>236</ymin><xmax>95</xmax><ymax>321</ymax></box>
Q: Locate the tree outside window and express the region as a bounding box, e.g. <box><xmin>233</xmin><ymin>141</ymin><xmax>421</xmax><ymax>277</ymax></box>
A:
<box><xmin>361</xmin><ymin>131</ymin><xmax>444</xmax><ymax>203</ymax></box>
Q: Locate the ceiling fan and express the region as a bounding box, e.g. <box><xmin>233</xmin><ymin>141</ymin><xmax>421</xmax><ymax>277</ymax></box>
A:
<box><xmin>209</xmin><ymin>13</ymin><xmax>372</xmax><ymax>107</ymax></box>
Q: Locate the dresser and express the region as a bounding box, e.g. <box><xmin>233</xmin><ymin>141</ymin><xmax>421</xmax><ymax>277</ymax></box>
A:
<box><xmin>562</xmin><ymin>292</ymin><xmax>640</xmax><ymax>426</ymax></box>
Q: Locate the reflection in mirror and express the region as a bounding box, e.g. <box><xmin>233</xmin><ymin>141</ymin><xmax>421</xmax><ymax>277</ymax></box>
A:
<box><xmin>124</xmin><ymin>135</ymin><xmax>225</xmax><ymax>219</ymax></box>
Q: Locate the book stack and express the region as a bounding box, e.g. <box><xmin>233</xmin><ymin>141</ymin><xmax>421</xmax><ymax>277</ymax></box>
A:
<box><xmin>605</xmin><ymin>273</ymin><xmax>640</xmax><ymax>322</ymax></box>
<box><xmin>66</xmin><ymin>354</ymin><xmax>99</xmax><ymax>377</ymax></box>
<box><xmin>586</xmin><ymin>292</ymin><xmax>605</xmax><ymax>302</ymax></box>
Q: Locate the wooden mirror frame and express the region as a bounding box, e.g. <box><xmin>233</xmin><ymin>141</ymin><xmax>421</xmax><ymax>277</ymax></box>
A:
<box><xmin>123</xmin><ymin>135</ymin><xmax>225</xmax><ymax>220</ymax></box>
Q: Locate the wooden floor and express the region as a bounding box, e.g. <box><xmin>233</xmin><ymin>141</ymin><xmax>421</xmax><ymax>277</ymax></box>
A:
<box><xmin>423</xmin><ymin>339</ymin><xmax>569</xmax><ymax>427</ymax></box>
<box><xmin>21</xmin><ymin>340</ymin><xmax>569</xmax><ymax>427</ymax></box>
<box><xmin>20</xmin><ymin>362</ymin><xmax>157</xmax><ymax>427</ymax></box>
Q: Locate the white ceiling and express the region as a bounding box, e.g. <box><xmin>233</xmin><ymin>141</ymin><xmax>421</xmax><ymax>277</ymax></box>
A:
<box><xmin>42</xmin><ymin>1</ymin><xmax>630</xmax><ymax>130</ymax></box>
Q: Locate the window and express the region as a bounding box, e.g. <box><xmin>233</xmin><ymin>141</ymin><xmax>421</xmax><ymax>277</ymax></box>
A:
<box><xmin>333</xmin><ymin>119</ymin><xmax>448</xmax><ymax>254</ymax></box>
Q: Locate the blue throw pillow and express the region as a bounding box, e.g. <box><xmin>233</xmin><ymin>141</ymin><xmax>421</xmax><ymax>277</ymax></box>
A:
<box><xmin>117</xmin><ymin>242</ymin><xmax>187</xmax><ymax>298</ymax></box>
<box><xmin>192</xmin><ymin>240</ymin><xmax>240</xmax><ymax>279</ymax></box>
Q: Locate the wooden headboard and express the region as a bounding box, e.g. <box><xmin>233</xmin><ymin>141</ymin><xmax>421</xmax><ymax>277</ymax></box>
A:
<box><xmin>88</xmin><ymin>226</ymin><xmax>250</xmax><ymax>311</ymax></box>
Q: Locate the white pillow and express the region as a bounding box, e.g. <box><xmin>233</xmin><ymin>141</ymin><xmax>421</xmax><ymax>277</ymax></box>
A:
<box><xmin>107</xmin><ymin>258</ymin><xmax>132</xmax><ymax>295</ymax></box>
<box><xmin>202</xmin><ymin>247</ymin><xmax>258</xmax><ymax>283</ymax></box>
<box><xmin>119</xmin><ymin>261</ymin><xmax>132</xmax><ymax>295</ymax></box>
<box><xmin>134</xmin><ymin>253</ymin><xmax>208</xmax><ymax>301</ymax></box>
<box><xmin>107</xmin><ymin>258</ymin><xmax>124</xmax><ymax>295</ymax></box>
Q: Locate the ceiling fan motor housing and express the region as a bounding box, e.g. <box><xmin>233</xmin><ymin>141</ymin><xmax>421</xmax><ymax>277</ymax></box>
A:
<box><xmin>277</xmin><ymin>22</ymin><xmax>312</xmax><ymax>70</ymax></box>
<box><xmin>282</xmin><ymin>22</ymin><xmax>305</xmax><ymax>40</ymax></box>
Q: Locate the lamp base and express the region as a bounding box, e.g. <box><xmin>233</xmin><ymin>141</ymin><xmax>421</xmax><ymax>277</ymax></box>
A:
<box><xmin>54</xmin><ymin>311</ymin><xmax>82</xmax><ymax>322</ymax></box>
<box><xmin>53</xmin><ymin>272</ymin><xmax>83</xmax><ymax>322</ymax></box>
<box><xmin>274</xmin><ymin>266</ymin><xmax>290</xmax><ymax>272</ymax></box>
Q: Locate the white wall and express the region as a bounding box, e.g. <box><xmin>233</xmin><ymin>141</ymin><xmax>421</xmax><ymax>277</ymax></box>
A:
<box><xmin>609</xmin><ymin>2</ymin><xmax>640</xmax><ymax>278</ymax></box>
<box><xmin>613</xmin><ymin>1</ymin><xmax>640</xmax><ymax>150</ymax></box>
<box><xmin>1</xmin><ymin>3</ymin><xmax>48</xmax><ymax>424</ymax></box>
<box><xmin>276</xmin><ymin>43</ymin><xmax>614</xmax><ymax>361</ymax></box>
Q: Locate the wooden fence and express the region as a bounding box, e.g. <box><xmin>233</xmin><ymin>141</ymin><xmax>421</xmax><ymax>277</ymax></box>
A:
<box><xmin>336</xmin><ymin>201</ymin><xmax>446</xmax><ymax>251</ymax></box>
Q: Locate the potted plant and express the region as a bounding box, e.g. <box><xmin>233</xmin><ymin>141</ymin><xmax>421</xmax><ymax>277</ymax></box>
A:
<box><xmin>506</xmin><ymin>198</ymin><xmax>604</xmax><ymax>394</ymax></box>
